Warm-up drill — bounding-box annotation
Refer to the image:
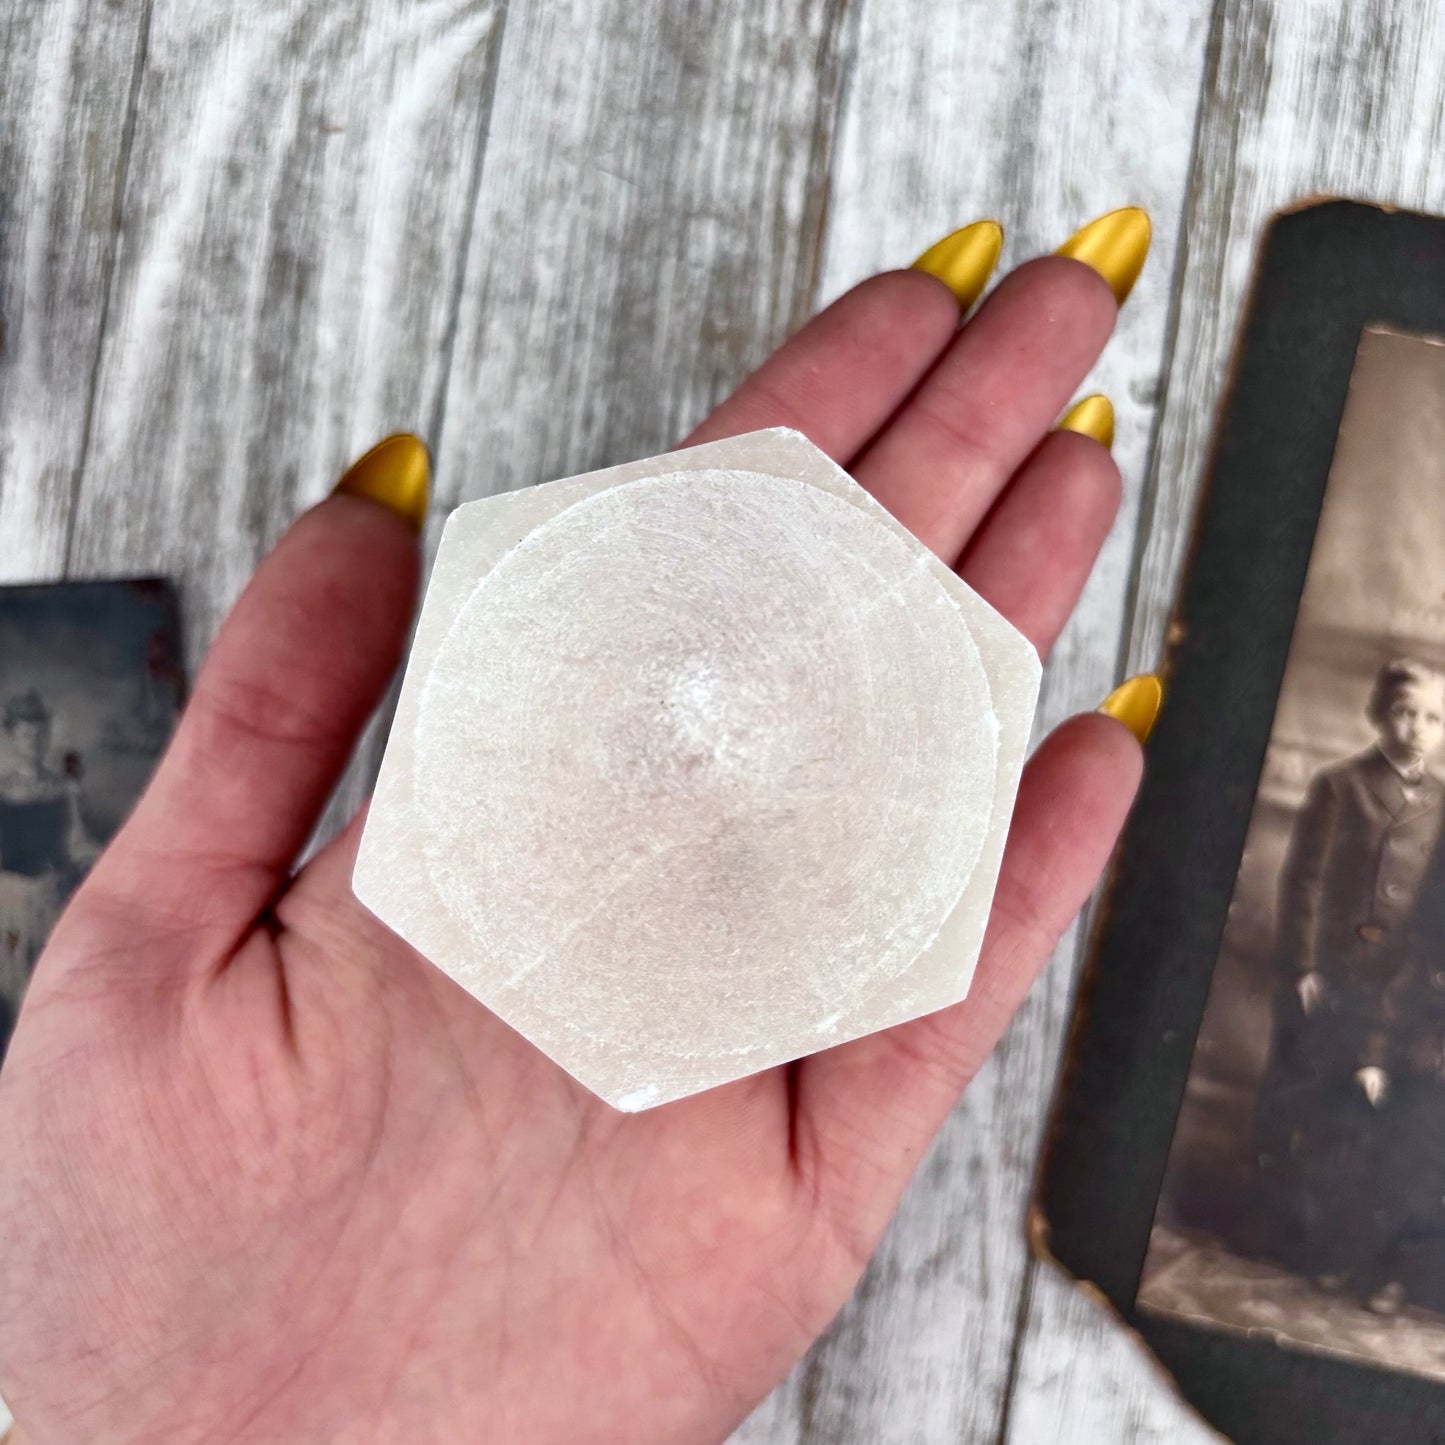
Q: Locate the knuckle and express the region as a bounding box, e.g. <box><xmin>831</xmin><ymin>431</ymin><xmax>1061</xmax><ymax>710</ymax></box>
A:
<box><xmin>188</xmin><ymin>669</ymin><xmax>339</xmax><ymax>760</ymax></box>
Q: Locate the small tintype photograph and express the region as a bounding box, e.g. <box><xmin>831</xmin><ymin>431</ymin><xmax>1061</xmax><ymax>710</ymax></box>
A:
<box><xmin>1138</xmin><ymin>326</ymin><xmax>1445</xmax><ymax>1380</ymax></box>
<box><xmin>0</xmin><ymin>581</ymin><xmax>181</xmax><ymax>1056</ymax></box>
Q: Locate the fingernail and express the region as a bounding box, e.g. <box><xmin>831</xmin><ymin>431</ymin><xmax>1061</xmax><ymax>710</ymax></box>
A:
<box><xmin>910</xmin><ymin>219</ymin><xmax>1004</xmax><ymax>311</ymax></box>
<box><xmin>331</xmin><ymin>433</ymin><xmax>431</xmax><ymax>534</ymax></box>
<box><xmin>1057</xmin><ymin>393</ymin><xmax>1115</xmax><ymax>451</ymax></box>
<box><xmin>1055</xmin><ymin>207</ymin><xmax>1151</xmax><ymax>306</ymax></box>
<box><xmin>1097</xmin><ymin>674</ymin><xmax>1163</xmax><ymax>744</ymax></box>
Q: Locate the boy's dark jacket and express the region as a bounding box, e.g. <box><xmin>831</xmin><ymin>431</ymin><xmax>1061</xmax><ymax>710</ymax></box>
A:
<box><xmin>1369</xmin><ymin>785</ymin><xmax>1445</xmax><ymax>1079</ymax></box>
<box><xmin>1278</xmin><ymin>746</ymin><xmax>1445</xmax><ymax>996</ymax></box>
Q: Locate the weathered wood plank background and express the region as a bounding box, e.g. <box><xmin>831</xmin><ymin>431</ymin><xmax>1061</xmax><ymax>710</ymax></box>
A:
<box><xmin>0</xmin><ymin>0</ymin><xmax>1439</xmax><ymax>1439</ymax></box>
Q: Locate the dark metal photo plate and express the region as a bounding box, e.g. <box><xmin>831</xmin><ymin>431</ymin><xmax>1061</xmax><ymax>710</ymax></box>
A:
<box><xmin>0</xmin><ymin>580</ymin><xmax>182</xmax><ymax>1056</ymax></box>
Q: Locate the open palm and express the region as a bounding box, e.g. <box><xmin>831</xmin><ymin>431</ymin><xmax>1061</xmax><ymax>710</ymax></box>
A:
<box><xmin>0</xmin><ymin>249</ymin><xmax>1142</xmax><ymax>1445</ymax></box>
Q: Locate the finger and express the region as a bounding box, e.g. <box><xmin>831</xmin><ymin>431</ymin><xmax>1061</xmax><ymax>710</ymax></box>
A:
<box><xmin>85</xmin><ymin>472</ymin><xmax>423</xmax><ymax>956</ymax></box>
<box><xmin>851</xmin><ymin>256</ymin><xmax>1118</xmax><ymax>561</ymax></box>
<box><xmin>957</xmin><ymin>429</ymin><xmax>1122</xmax><ymax>658</ymax></box>
<box><xmin>791</xmin><ymin>713</ymin><xmax>1142</xmax><ymax>1262</ymax></box>
<box><xmin>682</xmin><ymin>268</ymin><xmax>961</xmax><ymax>461</ymax></box>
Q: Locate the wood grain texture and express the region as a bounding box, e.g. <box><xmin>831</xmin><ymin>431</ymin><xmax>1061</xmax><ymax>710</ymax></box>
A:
<box><xmin>431</xmin><ymin>0</ymin><xmax>847</xmax><ymax>513</ymax></box>
<box><xmin>0</xmin><ymin>0</ymin><xmax>148</xmax><ymax>584</ymax></box>
<box><xmin>1017</xmin><ymin>0</ymin><xmax>1445</xmax><ymax>1438</ymax></box>
<box><xmin>65</xmin><ymin>0</ymin><xmax>505</xmax><ymax>653</ymax></box>
<box><xmin>727</xmin><ymin>2</ymin><xmax>1214</xmax><ymax>1441</ymax></box>
<box><xmin>1007</xmin><ymin>1269</ymin><xmax>1227</xmax><ymax>1445</ymax></box>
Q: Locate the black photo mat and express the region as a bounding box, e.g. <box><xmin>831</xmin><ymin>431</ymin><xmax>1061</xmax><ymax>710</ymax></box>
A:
<box><xmin>1038</xmin><ymin>201</ymin><xmax>1445</xmax><ymax>1440</ymax></box>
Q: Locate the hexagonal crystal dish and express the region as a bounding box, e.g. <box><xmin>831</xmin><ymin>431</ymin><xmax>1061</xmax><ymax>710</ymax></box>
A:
<box><xmin>353</xmin><ymin>428</ymin><xmax>1041</xmax><ymax>1110</ymax></box>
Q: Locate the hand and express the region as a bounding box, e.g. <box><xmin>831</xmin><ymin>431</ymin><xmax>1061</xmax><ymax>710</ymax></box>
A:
<box><xmin>1357</xmin><ymin>1065</ymin><xmax>1389</xmax><ymax>1107</ymax></box>
<box><xmin>1298</xmin><ymin>970</ymin><xmax>1326</xmax><ymax>1015</ymax></box>
<box><xmin>0</xmin><ymin>236</ymin><xmax>1143</xmax><ymax>1444</ymax></box>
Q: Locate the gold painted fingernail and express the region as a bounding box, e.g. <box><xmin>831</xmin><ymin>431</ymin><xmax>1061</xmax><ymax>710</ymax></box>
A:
<box><xmin>331</xmin><ymin>433</ymin><xmax>430</xmax><ymax>534</ymax></box>
<box><xmin>1097</xmin><ymin>674</ymin><xmax>1163</xmax><ymax>744</ymax></box>
<box><xmin>910</xmin><ymin>219</ymin><xmax>1004</xmax><ymax>311</ymax></box>
<box><xmin>1057</xmin><ymin>394</ymin><xmax>1115</xmax><ymax>451</ymax></box>
<box><xmin>1055</xmin><ymin>207</ymin><xmax>1151</xmax><ymax>306</ymax></box>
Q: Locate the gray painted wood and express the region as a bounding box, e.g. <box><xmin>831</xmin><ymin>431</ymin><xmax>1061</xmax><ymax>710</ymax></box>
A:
<box><xmin>1006</xmin><ymin>1268</ymin><xmax>1228</xmax><ymax>1445</ymax></box>
<box><xmin>0</xmin><ymin>0</ymin><xmax>148</xmax><ymax>585</ymax></box>
<box><xmin>431</xmin><ymin>0</ymin><xmax>847</xmax><ymax>510</ymax></box>
<box><xmin>2</xmin><ymin>0</ymin><xmax>1440</xmax><ymax>1440</ymax></box>
<box><xmin>64</xmin><ymin>0</ymin><xmax>505</xmax><ymax>652</ymax></box>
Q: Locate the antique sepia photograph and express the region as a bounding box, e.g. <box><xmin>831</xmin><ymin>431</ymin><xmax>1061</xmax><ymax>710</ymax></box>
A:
<box><xmin>1139</xmin><ymin>326</ymin><xmax>1445</xmax><ymax>1381</ymax></box>
<box><xmin>0</xmin><ymin>582</ymin><xmax>181</xmax><ymax>1058</ymax></box>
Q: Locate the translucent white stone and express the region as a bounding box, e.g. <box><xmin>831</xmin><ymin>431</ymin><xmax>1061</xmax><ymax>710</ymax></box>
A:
<box><xmin>353</xmin><ymin>428</ymin><xmax>1040</xmax><ymax>1110</ymax></box>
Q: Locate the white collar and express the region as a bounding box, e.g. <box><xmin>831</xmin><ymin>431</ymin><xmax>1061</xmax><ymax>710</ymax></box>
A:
<box><xmin>1381</xmin><ymin>748</ymin><xmax>1427</xmax><ymax>785</ymax></box>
